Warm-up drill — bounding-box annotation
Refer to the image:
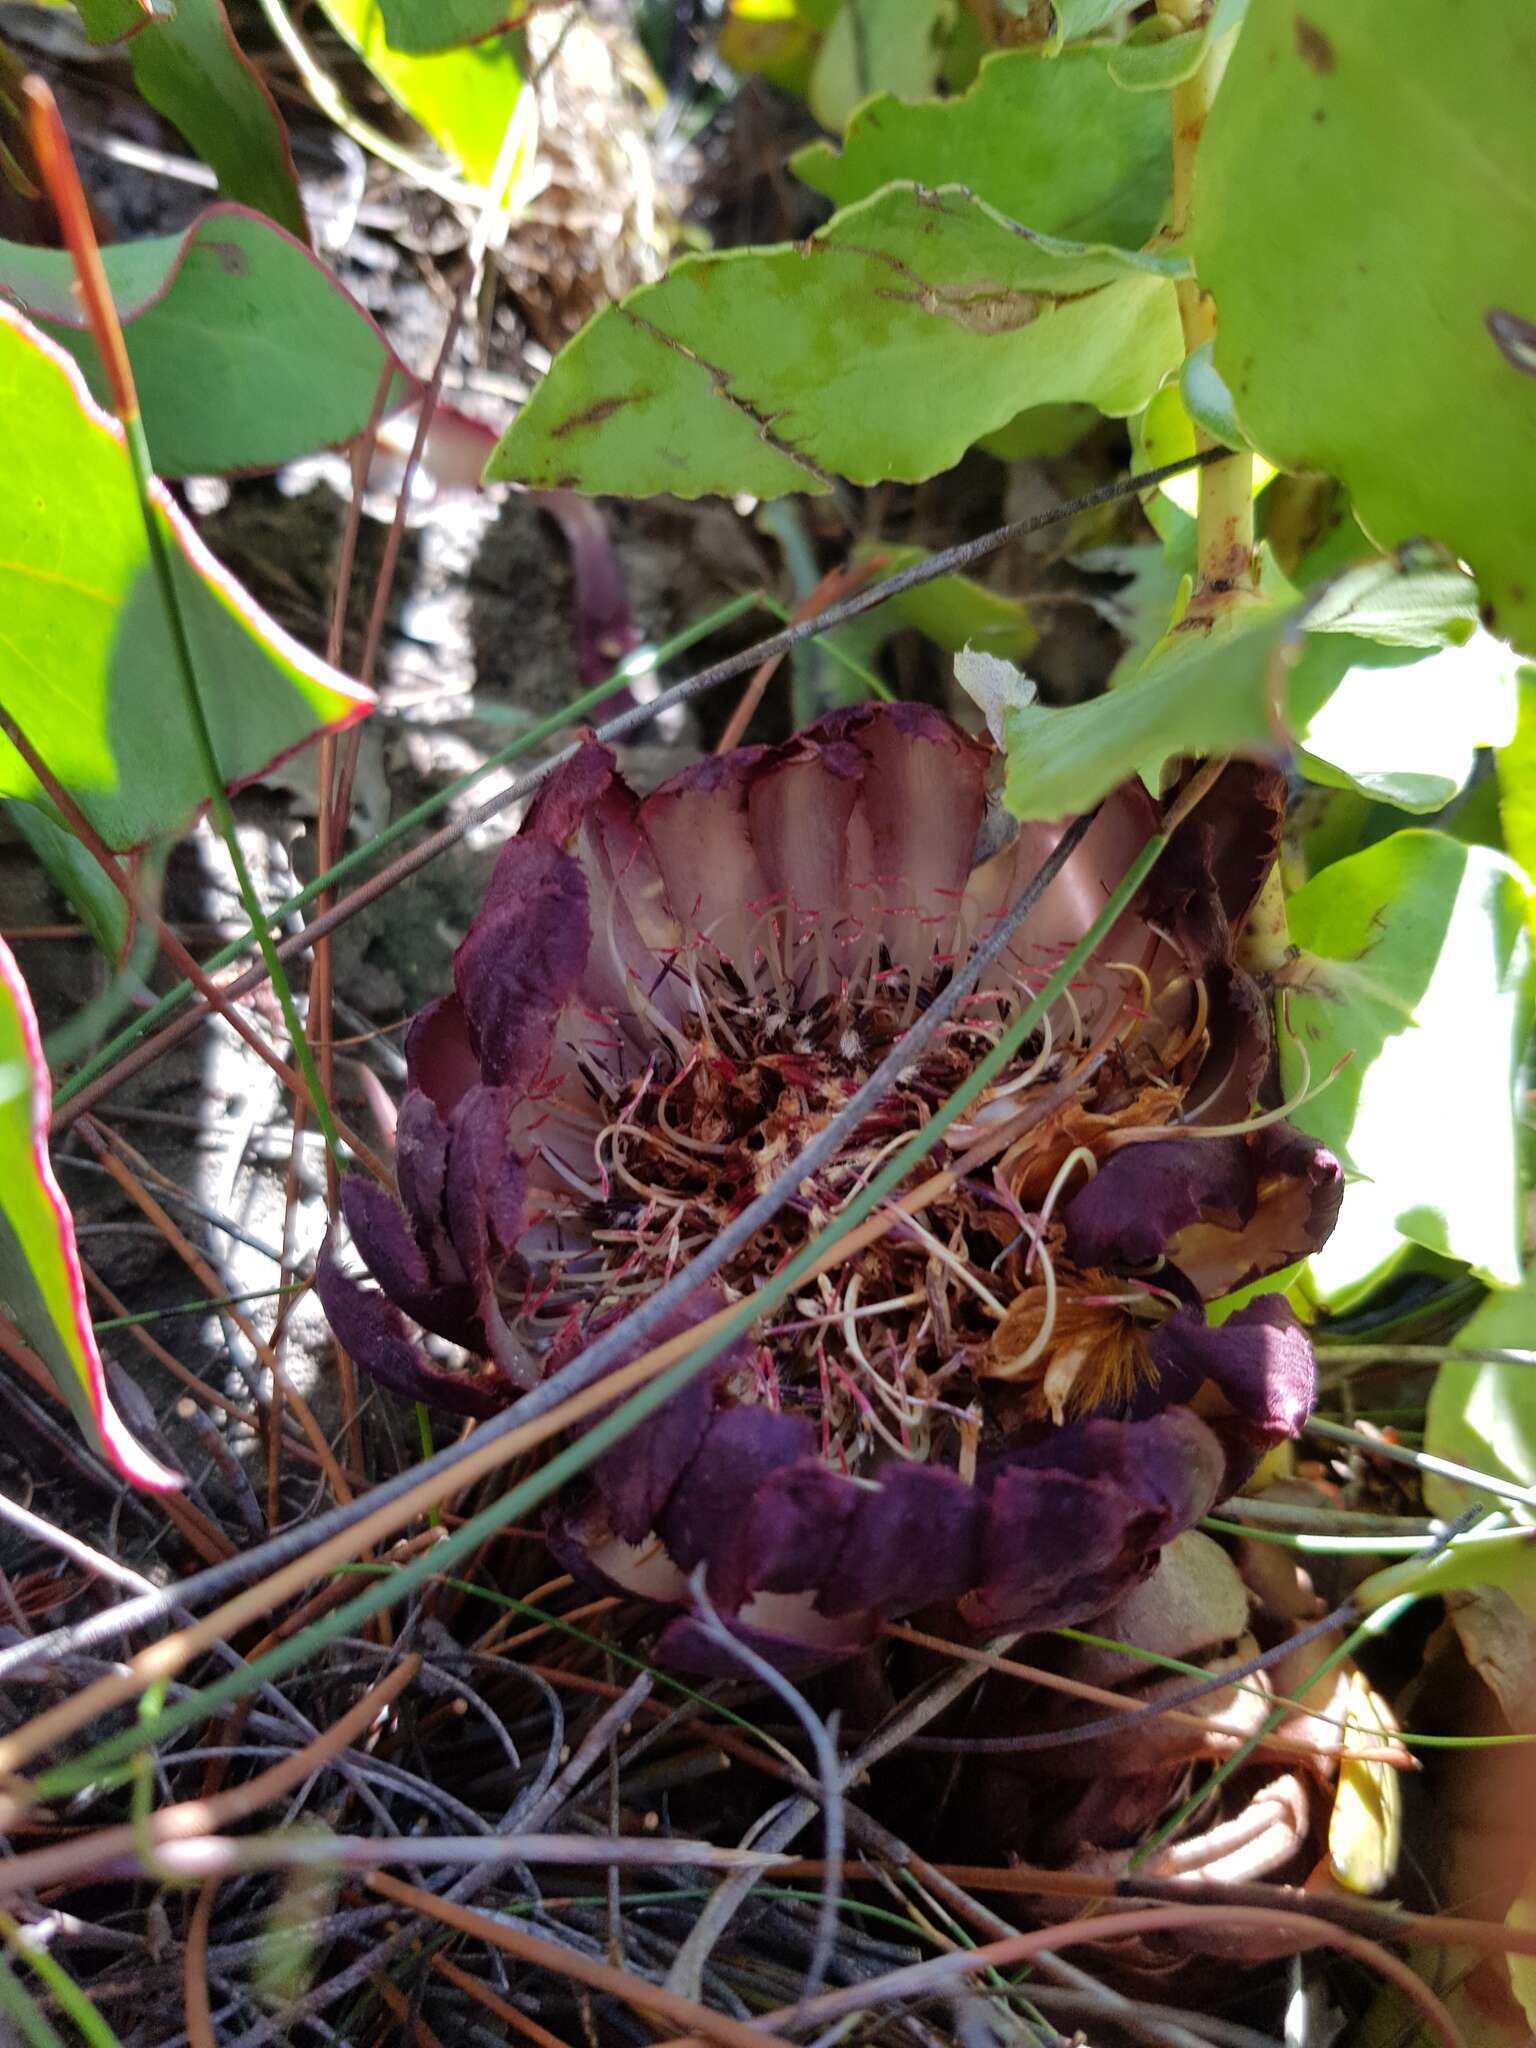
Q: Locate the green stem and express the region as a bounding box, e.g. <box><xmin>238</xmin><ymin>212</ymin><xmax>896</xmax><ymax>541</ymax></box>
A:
<box><xmin>1167</xmin><ymin>1</ymin><xmax>1256</xmax><ymax>617</ymax></box>
<box><xmin>122</xmin><ymin>411</ymin><xmax>343</xmax><ymax>1164</ymax></box>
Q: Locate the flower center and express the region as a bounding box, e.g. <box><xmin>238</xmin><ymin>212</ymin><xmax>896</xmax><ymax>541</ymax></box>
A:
<box><xmin>511</xmin><ymin>942</ymin><xmax>1199</xmax><ymax>1473</ymax></box>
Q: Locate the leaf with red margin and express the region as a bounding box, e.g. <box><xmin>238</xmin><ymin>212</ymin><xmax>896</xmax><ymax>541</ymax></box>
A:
<box><xmin>374</xmin><ymin>0</ymin><xmax>533</xmax><ymax>53</ymax></box>
<box><xmin>0</xmin><ymin>204</ymin><xmax>415</xmax><ymax>476</ymax></box>
<box><xmin>0</xmin><ymin>939</ymin><xmax>180</xmax><ymax>1492</ymax></box>
<box><xmin>0</xmin><ymin>304</ymin><xmax>374</xmax><ymax>850</ymax></box>
<box><xmin>75</xmin><ymin>0</ymin><xmax>307</xmax><ymax>241</ymax></box>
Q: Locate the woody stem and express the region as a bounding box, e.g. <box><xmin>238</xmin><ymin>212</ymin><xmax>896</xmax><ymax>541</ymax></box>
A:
<box><xmin>1168</xmin><ymin>0</ymin><xmax>1256</xmax><ymax>617</ymax></box>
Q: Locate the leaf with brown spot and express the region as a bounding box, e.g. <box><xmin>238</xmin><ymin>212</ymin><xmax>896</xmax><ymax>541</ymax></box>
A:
<box><xmin>486</xmin><ymin>184</ymin><xmax>1183</xmax><ymax>498</ymax></box>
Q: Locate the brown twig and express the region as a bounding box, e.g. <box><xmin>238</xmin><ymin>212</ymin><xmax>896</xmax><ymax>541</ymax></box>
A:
<box><xmin>727</xmin><ymin>1905</ymin><xmax>1462</xmax><ymax>2048</ymax></box>
<box><xmin>311</xmin><ymin>359</ymin><xmax>396</xmax><ymax>1481</ymax></box>
<box><xmin>366</xmin><ymin>1872</ymin><xmax>769</xmax><ymax>2048</ymax></box>
<box><xmin>77</xmin><ymin>1118</ymin><xmax>352</xmax><ymax>1502</ymax></box>
<box><xmin>881</xmin><ymin>1621</ymin><xmax>1411</xmax><ymax>1769</ymax></box>
<box><xmin>714</xmin><ymin>557</ymin><xmax>888</xmax><ymax>754</ymax></box>
<box><xmin>183</xmin><ymin>1879</ymin><xmax>220</xmax><ymax>2048</ymax></box>
<box><xmin>0</xmin><ymin>1658</ymin><xmax>417</xmax><ymax>1899</ymax></box>
<box><xmin>0</xmin><ymin>701</ymin><xmax>387</xmax><ymax>1183</ymax></box>
<box><xmin>430</xmin><ymin>1953</ymin><xmax>576</xmax><ymax>2048</ymax></box>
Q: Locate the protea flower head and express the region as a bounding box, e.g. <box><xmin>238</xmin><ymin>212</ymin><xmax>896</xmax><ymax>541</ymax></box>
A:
<box><xmin>318</xmin><ymin>705</ymin><xmax>1341</xmax><ymax>1672</ymax></box>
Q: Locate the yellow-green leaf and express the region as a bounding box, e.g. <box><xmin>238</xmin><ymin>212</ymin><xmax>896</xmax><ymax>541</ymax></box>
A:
<box><xmin>0</xmin><ymin>305</ymin><xmax>373</xmax><ymax>850</ymax></box>
<box><xmin>0</xmin><ymin>940</ymin><xmax>179</xmax><ymax>1491</ymax></box>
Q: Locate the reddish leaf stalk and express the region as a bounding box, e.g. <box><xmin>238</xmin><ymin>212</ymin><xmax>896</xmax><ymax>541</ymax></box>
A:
<box><xmin>306</xmin><ymin>362</ymin><xmax>395</xmax><ymax>1486</ymax></box>
<box><xmin>23</xmin><ymin>75</ymin><xmax>348</xmax><ymax>1166</ymax></box>
<box><xmin>0</xmin><ymin>701</ymin><xmax>389</xmax><ymax>1178</ymax></box>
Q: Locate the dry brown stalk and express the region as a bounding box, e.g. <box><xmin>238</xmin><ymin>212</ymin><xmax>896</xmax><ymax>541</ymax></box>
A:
<box><xmin>183</xmin><ymin>1877</ymin><xmax>220</xmax><ymax>2048</ymax></box>
<box><xmin>0</xmin><ymin>1310</ymin><xmax>235</xmax><ymax>1566</ymax></box>
<box><xmin>366</xmin><ymin>1872</ymin><xmax>771</xmax><ymax>2048</ymax></box>
<box><xmin>0</xmin><ymin>1657</ymin><xmax>416</xmax><ymax>1900</ymax></box>
<box><xmin>430</xmin><ymin>1952</ymin><xmax>577</xmax><ymax>2048</ymax></box>
<box><xmin>78</xmin><ymin>1118</ymin><xmax>352</xmax><ymax>1503</ymax></box>
<box><xmin>882</xmin><ymin>1620</ymin><xmax>1413</xmax><ymax>1769</ymax></box>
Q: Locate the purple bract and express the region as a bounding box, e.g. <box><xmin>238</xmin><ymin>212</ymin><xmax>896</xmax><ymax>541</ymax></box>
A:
<box><xmin>317</xmin><ymin>705</ymin><xmax>1340</xmax><ymax>1671</ymax></box>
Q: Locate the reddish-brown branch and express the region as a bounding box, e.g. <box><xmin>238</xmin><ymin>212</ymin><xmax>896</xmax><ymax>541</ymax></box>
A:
<box><xmin>77</xmin><ymin>1119</ymin><xmax>353</xmax><ymax>1503</ymax></box>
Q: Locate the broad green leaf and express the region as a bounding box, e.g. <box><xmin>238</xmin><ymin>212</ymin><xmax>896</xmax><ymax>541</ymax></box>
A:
<box><xmin>793</xmin><ymin>45</ymin><xmax>1172</xmax><ymax>249</ymax></box>
<box><xmin>374</xmin><ymin>0</ymin><xmax>526</xmax><ymax>52</ymax></box>
<box><xmin>1278</xmin><ymin>833</ymin><xmax>1532</xmax><ymax>1297</ymax></box>
<box><xmin>1356</xmin><ymin>1528</ymin><xmax>1536</xmax><ymax>1616</ymax></box>
<box><xmin>1078</xmin><ymin>533</ymin><xmax>1194</xmax><ymax>688</ymax></box>
<box><xmin>1178</xmin><ymin>340</ymin><xmax>1244</xmax><ymax>451</ymax></box>
<box><xmin>1003</xmin><ymin>584</ymin><xmax>1328</xmax><ymax>818</ymax></box>
<box><xmin>1297</xmin><ymin>628</ymin><xmax>1522</xmax><ymax>815</ymax></box>
<box><xmin>808</xmin><ymin>0</ymin><xmax>944</xmax><ymax>133</ymax></box>
<box><xmin>786</xmin><ymin>543</ymin><xmax>1037</xmax><ymax>716</ymax></box>
<box><xmin>1499</xmin><ymin>670</ymin><xmax>1536</xmax><ymax>892</ymax></box>
<box><xmin>1096</xmin><ymin>0</ymin><xmax>1245</xmax><ymax>90</ymax></box>
<box><xmin>1422</xmin><ymin>1271</ymin><xmax>1536</xmax><ymax>1529</ymax></box>
<box><xmin>0</xmin><ymin>305</ymin><xmax>373</xmax><ymax>850</ymax></box>
<box><xmin>486</xmin><ymin>185</ymin><xmax>1183</xmax><ymax>499</ymax></box>
<box><xmin>314</xmin><ymin>0</ymin><xmax>530</xmax><ymax>188</ymax></box>
<box><xmin>71</xmin><ymin>0</ymin><xmax>161</xmax><ymax>36</ymax></box>
<box><xmin>76</xmin><ymin>0</ymin><xmax>306</xmax><ymax>239</ymax></box>
<box><xmin>1003</xmin><ymin>556</ymin><xmax>1482</xmax><ymax>819</ymax></box>
<box><xmin>1192</xmin><ymin>0</ymin><xmax>1536</xmax><ymax>657</ymax></box>
<box><xmin>0</xmin><ymin>939</ymin><xmax>179</xmax><ymax>1490</ymax></box>
<box><xmin>0</xmin><ymin>204</ymin><xmax>413</xmax><ymax>476</ymax></box>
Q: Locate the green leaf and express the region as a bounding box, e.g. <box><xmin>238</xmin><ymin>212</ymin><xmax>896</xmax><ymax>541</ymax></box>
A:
<box><xmin>1002</xmin><ymin>583</ymin><xmax>1318</xmax><ymax>818</ymax></box>
<box><xmin>1278</xmin><ymin>833</ymin><xmax>1533</xmax><ymax>1299</ymax></box>
<box><xmin>0</xmin><ymin>204</ymin><xmax>413</xmax><ymax>476</ymax></box>
<box><xmin>373</xmin><ymin>0</ymin><xmax>527</xmax><ymax>52</ymax></box>
<box><xmin>75</xmin><ymin>0</ymin><xmax>306</xmax><ymax>239</ymax></box>
<box><xmin>4</xmin><ymin>801</ymin><xmax>129</xmax><ymax>962</ymax></box>
<box><xmin>71</xmin><ymin>0</ymin><xmax>162</xmax><ymax>39</ymax></box>
<box><xmin>486</xmin><ymin>185</ymin><xmax>1183</xmax><ymax>499</ymax></box>
<box><xmin>1296</xmin><ymin>627</ymin><xmax>1522</xmax><ymax>815</ymax></box>
<box><xmin>1178</xmin><ymin>339</ymin><xmax>1245</xmax><ymax>451</ymax></box>
<box><xmin>1002</xmin><ymin>554</ymin><xmax>1482</xmax><ymax>820</ymax></box>
<box><xmin>793</xmin><ymin>45</ymin><xmax>1172</xmax><ymax>248</ymax></box>
<box><xmin>849</xmin><ymin>541</ymin><xmax>1037</xmax><ymax>660</ymax></box>
<box><xmin>1422</xmin><ymin>1271</ymin><xmax>1536</xmax><ymax>1527</ymax></box>
<box><xmin>0</xmin><ymin>305</ymin><xmax>373</xmax><ymax>850</ymax></box>
<box><xmin>976</xmin><ymin>400</ymin><xmax>1099</xmax><ymax>462</ymax></box>
<box><xmin>807</xmin><ymin>0</ymin><xmax>944</xmax><ymax>132</ymax></box>
<box><xmin>0</xmin><ymin>939</ymin><xmax>179</xmax><ymax>1490</ymax></box>
<box><xmin>1192</xmin><ymin>0</ymin><xmax>1536</xmax><ymax>657</ymax></box>
<box><xmin>314</xmin><ymin>0</ymin><xmax>530</xmax><ymax>187</ymax></box>
<box><xmin>1498</xmin><ymin>669</ymin><xmax>1536</xmax><ymax>890</ymax></box>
